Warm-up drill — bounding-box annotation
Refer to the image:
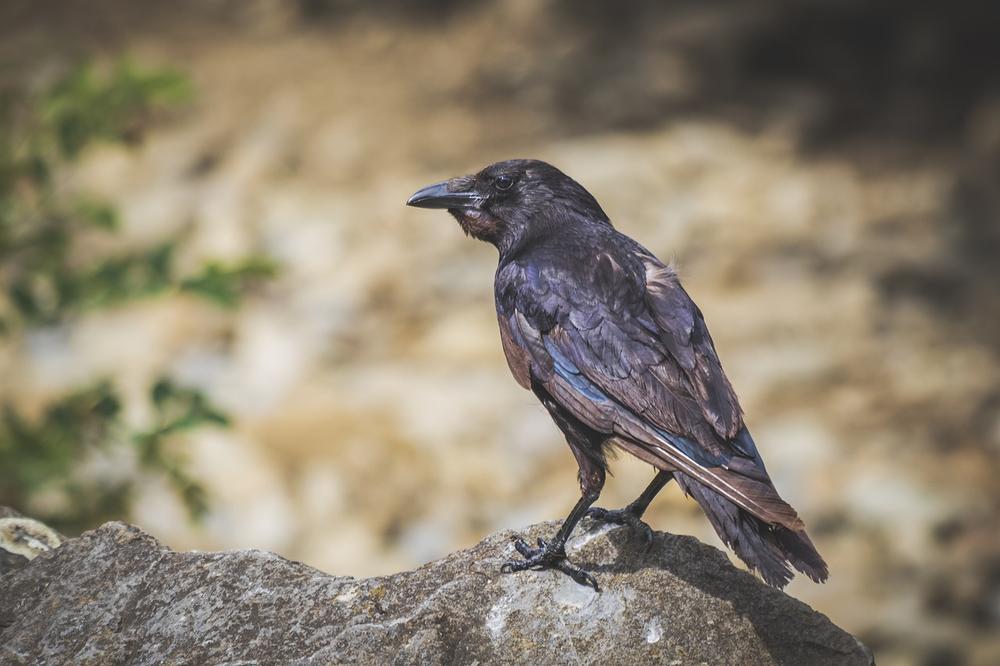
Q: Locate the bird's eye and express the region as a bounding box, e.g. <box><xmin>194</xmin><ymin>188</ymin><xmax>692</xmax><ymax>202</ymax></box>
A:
<box><xmin>495</xmin><ymin>175</ymin><xmax>514</xmax><ymax>191</ymax></box>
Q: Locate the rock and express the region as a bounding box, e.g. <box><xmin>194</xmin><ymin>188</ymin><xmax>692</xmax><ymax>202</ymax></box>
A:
<box><xmin>0</xmin><ymin>511</ymin><xmax>871</xmax><ymax>665</ymax></box>
<box><xmin>0</xmin><ymin>510</ymin><xmax>63</xmax><ymax>576</ymax></box>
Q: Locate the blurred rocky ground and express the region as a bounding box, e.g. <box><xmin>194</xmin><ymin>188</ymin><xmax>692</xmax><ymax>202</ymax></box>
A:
<box><xmin>1</xmin><ymin>1</ymin><xmax>999</xmax><ymax>664</ymax></box>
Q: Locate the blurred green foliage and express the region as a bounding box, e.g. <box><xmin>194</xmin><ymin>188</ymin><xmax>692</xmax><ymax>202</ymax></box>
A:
<box><xmin>0</xmin><ymin>61</ymin><xmax>276</xmax><ymax>531</ymax></box>
<box><xmin>0</xmin><ymin>379</ymin><xmax>227</xmax><ymax>530</ymax></box>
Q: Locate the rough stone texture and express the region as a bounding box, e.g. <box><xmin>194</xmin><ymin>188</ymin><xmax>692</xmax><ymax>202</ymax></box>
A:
<box><xmin>0</xmin><ymin>513</ymin><xmax>871</xmax><ymax>665</ymax></box>
<box><xmin>0</xmin><ymin>508</ymin><xmax>27</xmax><ymax>573</ymax></box>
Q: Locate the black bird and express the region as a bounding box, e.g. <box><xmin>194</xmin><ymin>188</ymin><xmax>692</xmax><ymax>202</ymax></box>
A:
<box><xmin>406</xmin><ymin>159</ymin><xmax>828</xmax><ymax>590</ymax></box>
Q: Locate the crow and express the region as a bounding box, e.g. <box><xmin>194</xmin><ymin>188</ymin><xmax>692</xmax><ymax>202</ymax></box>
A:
<box><xmin>407</xmin><ymin>159</ymin><xmax>828</xmax><ymax>590</ymax></box>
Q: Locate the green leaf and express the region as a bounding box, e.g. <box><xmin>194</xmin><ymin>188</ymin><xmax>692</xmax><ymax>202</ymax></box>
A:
<box><xmin>43</xmin><ymin>60</ymin><xmax>194</xmax><ymax>158</ymax></box>
<box><xmin>180</xmin><ymin>256</ymin><xmax>279</xmax><ymax>307</ymax></box>
<box><xmin>74</xmin><ymin>198</ymin><xmax>119</xmax><ymax>230</ymax></box>
<box><xmin>151</xmin><ymin>378</ymin><xmax>176</xmax><ymax>406</ymax></box>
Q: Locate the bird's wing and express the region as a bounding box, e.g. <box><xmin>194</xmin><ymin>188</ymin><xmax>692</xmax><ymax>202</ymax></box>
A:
<box><xmin>637</xmin><ymin>253</ymin><xmax>743</xmax><ymax>440</ymax></box>
<box><xmin>498</xmin><ymin>253</ymin><xmax>803</xmax><ymax>530</ymax></box>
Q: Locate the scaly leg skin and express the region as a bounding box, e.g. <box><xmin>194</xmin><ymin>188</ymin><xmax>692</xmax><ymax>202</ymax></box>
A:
<box><xmin>585</xmin><ymin>470</ymin><xmax>674</xmax><ymax>545</ymax></box>
<box><xmin>500</xmin><ymin>537</ymin><xmax>598</xmax><ymax>591</ymax></box>
<box><xmin>500</xmin><ymin>482</ymin><xmax>602</xmax><ymax>591</ymax></box>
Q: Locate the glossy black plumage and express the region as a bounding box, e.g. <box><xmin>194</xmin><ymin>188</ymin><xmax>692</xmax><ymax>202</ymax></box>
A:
<box><xmin>407</xmin><ymin>159</ymin><xmax>828</xmax><ymax>589</ymax></box>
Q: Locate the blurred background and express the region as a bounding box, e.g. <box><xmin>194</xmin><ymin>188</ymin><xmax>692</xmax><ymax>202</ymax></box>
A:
<box><xmin>2</xmin><ymin>1</ymin><xmax>999</xmax><ymax>663</ymax></box>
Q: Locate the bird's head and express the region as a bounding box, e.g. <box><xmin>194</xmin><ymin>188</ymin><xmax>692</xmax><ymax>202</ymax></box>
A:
<box><xmin>406</xmin><ymin>159</ymin><xmax>610</xmax><ymax>254</ymax></box>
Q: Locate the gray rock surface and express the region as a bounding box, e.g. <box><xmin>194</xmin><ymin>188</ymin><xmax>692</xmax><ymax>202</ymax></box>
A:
<box><xmin>0</xmin><ymin>511</ymin><xmax>871</xmax><ymax>665</ymax></box>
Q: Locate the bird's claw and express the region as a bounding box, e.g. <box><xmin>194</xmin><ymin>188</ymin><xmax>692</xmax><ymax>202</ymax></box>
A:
<box><xmin>501</xmin><ymin>536</ymin><xmax>599</xmax><ymax>591</ymax></box>
<box><xmin>586</xmin><ymin>506</ymin><xmax>655</xmax><ymax>546</ymax></box>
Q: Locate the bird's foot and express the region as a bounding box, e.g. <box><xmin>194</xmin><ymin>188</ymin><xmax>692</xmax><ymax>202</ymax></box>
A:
<box><xmin>500</xmin><ymin>537</ymin><xmax>599</xmax><ymax>591</ymax></box>
<box><xmin>585</xmin><ymin>506</ymin><xmax>655</xmax><ymax>545</ymax></box>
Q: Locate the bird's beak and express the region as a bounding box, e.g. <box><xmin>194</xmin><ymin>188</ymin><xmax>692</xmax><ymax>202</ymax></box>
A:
<box><xmin>406</xmin><ymin>180</ymin><xmax>482</xmax><ymax>210</ymax></box>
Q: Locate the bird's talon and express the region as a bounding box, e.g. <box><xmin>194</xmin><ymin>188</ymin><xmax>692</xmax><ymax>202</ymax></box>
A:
<box><xmin>554</xmin><ymin>559</ymin><xmax>600</xmax><ymax>592</ymax></box>
<box><xmin>500</xmin><ymin>538</ymin><xmax>598</xmax><ymax>590</ymax></box>
<box><xmin>634</xmin><ymin>521</ymin><xmax>655</xmax><ymax>545</ymax></box>
<box><xmin>587</xmin><ymin>506</ymin><xmax>655</xmax><ymax>545</ymax></box>
<box><xmin>513</xmin><ymin>537</ymin><xmax>536</xmax><ymax>558</ymax></box>
<box><xmin>577</xmin><ymin>571</ymin><xmax>599</xmax><ymax>591</ymax></box>
<box><xmin>586</xmin><ymin>507</ymin><xmax>610</xmax><ymax>521</ymax></box>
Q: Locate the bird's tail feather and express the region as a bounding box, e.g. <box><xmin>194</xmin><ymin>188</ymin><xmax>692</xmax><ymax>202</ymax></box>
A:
<box><xmin>674</xmin><ymin>472</ymin><xmax>829</xmax><ymax>588</ymax></box>
<box><xmin>612</xmin><ymin>423</ymin><xmax>805</xmax><ymax>531</ymax></box>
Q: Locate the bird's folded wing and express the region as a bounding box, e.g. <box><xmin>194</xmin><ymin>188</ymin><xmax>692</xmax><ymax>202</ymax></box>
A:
<box><xmin>499</xmin><ymin>259</ymin><xmax>803</xmax><ymax>530</ymax></box>
<box><xmin>638</xmin><ymin>253</ymin><xmax>744</xmax><ymax>441</ymax></box>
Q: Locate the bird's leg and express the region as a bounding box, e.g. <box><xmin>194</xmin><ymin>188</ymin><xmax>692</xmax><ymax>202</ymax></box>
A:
<box><xmin>586</xmin><ymin>471</ymin><xmax>673</xmax><ymax>544</ymax></box>
<box><xmin>501</xmin><ymin>489</ymin><xmax>601</xmax><ymax>590</ymax></box>
<box><xmin>501</xmin><ymin>445</ymin><xmax>606</xmax><ymax>591</ymax></box>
